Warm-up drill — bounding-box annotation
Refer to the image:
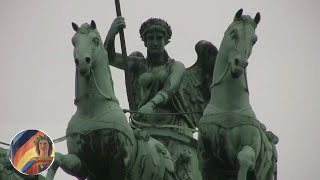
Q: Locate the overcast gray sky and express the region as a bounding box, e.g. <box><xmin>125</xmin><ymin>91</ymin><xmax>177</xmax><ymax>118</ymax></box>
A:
<box><xmin>0</xmin><ymin>0</ymin><xmax>319</xmax><ymax>179</ymax></box>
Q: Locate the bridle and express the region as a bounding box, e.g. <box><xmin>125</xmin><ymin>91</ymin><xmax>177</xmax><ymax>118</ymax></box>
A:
<box><xmin>211</xmin><ymin>29</ymin><xmax>251</xmax><ymax>93</ymax></box>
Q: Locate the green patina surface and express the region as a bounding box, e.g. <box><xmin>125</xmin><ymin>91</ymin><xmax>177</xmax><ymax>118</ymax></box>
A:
<box><xmin>198</xmin><ymin>9</ymin><xmax>278</xmax><ymax>180</ymax></box>
<box><xmin>0</xmin><ymin>5</ymin><xmax>279</xmax><ymax>180</ymax></box>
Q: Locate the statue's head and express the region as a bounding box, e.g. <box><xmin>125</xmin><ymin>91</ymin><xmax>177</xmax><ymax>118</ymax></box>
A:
<box><xmin>71</xmin><ymin>20</ymin><xmax>104</xmax><ymax>76</ymax></box>
<box><xmin>139</xmin><ymin>18</ymin><xmax>172</xmax><ymax>54</ymax></box>
<box><xmin>34</xmin><ymin>135</ymin><xmax>53</xmax><ymax>157</ymax></box>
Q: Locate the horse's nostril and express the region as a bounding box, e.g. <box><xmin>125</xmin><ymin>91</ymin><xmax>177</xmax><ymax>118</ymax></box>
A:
<box><xmin>86</xmin><ymin>57</ymin><xmax>91</xmax><ymax>64</ymax></box>
<box><xmin>75</xmin><ymin>59</ymin><xmax>79</xmax><ymax>65</ymax></box>
<box><xmin>235</xmin><ymin>58</ymin><xmax>240</xmax><ymax>66</ymax></box>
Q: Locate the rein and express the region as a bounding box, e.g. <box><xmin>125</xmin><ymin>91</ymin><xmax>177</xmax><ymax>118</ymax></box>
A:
<box><xmin>0</xmin><ymin>142</ymin><xmax>9</xmax><ymax>146</ymax></box>
<box><xmin>211</xmin><ymin>62</ymin><xmax>231</xmax><ymax>87</ymax></box>
<box><xmin>130</xmin><ymin>118</ymin><xmax>199</xmax><ymax>132</ymax></box>
<box><xmin>244</xmin><ymin>69</ymin><xmax>250</xmax><ymax>94</ymax></box>
<box><xmin>0</xmin><ymin>109</ymin><xmax>202</xmax><ymax>146</ymax></box>
<box><xmin>123</xmin><ymin>109</ymin><xmax>203</xmax><ymax>115</ymax></box>
<box><xmin>90</xmin><ymin>67</ymin><xmax>200</xmax><ymax>132</ymax></box>
<box><xmin>210</xmin><ymin>62</ymin><xmax>249</xmax><ymax>93</ymax></box>
<box><xmin>90</xmin><ymin>67</ymin><xmax>117</xmax><ymax>102</ymax></box>
<box><xmin>124</xmin><ymin>109</ymin><xmax>201</xmax><ymax>132</ymax></box>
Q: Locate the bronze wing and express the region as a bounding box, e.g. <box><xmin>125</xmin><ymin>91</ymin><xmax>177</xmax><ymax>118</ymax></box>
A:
<box><xmin>175</xmin><ymin>40</ymin><xmax>218</xmax><ymax>127</ymax></box>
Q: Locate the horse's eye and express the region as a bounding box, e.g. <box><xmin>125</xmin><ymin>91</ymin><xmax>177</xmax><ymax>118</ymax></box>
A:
<box><xmin>92</xmin><ymin>37</ymin><xmax>99</xmax><ymax>45</ymax></box>
<box><xmin>230</xmin><ymin>30</ymin><xmax>238</xmax><ymax>39</ymax></box>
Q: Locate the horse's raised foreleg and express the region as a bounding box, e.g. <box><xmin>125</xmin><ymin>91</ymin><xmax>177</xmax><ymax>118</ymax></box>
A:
<box><xmin>237</xmin><ymin>146</ymin><xmax>255</xmax><ymax>180</ymax></box>
<box><xmin>46</xmin><ymin>152</ymin><xmax>87</xmax><ymax>180</ymax></box>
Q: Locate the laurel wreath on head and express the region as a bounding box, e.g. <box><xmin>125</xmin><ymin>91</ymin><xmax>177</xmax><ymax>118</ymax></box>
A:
<box><xmin>33</xmin><ymin>135</ymin><xmax>52</xmax><ymax>145</ymax></box>
<box><xmin>139</xmin><ymin>18</ymin><xmax>172</xmax><ymax>44</ymax></box>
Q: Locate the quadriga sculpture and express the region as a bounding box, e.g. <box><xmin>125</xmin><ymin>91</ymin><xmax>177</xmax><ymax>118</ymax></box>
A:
<box><xmin>198</xmin><ymin>9</ymin><xmax>278</xmax><ymax>180</ymax></box>
<box><xmin>45</xmin><ymin>21</ymin><xmax>177</xmax><ymax>180</ymax></box>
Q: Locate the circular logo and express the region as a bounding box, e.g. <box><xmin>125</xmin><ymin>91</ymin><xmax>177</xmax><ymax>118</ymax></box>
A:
<box><xmin>9</xmin><ymin>129</ymin><xmax>55</xmax><ymax>175</ymax></box>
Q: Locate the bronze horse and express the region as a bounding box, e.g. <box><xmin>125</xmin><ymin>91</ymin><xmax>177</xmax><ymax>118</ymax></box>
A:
<box><xmin>198</xmin><ymin>9</ymin><xmax>278</xmax><ymax>180</ymax></box>
<box><xmin>46</xmin><ymin>21</ymin><xmax>177</xmax><ymax>180</ymax></box>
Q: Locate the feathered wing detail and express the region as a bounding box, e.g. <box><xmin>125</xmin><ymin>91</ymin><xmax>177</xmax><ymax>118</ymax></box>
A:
<box><xmin>127</xmin><ymin>51</ymin><xmax>145</xmax><ymax>110</ymax></box>
<box><xmin>176</xmin><ymin>40</ymin><xmax>218</xmax><ymax>127</ymax></box>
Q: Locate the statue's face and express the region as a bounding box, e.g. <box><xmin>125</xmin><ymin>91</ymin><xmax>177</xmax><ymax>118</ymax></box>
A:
<box><xmin>144</xmin><ymin>31</ymin><xmax>166</xmax><ymax>55</ymax></box>
<box><xmin>39</xmin><ymin>140</ymin><xmax>49</xmax><ymax>156</ymax></box>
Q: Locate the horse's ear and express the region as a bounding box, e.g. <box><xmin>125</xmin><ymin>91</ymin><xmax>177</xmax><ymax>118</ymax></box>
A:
<box><xmin>254</xmin><ymin>12</ymin><xmax>261</xmax><ymax>25</ymax></box>
<box><xmin>234</xmin><ymin>8</ymin><xmax>243</xmax><ymax>21</ymax></box>
<box><xmin>72</xmin><ymin>22</ymin><xmax>79</xmax><ymax>32</ymax></box>
<box><xmin>90</xmin><ymin>20</ymin><xmax>96</xmax><ymax>29</ymax></box>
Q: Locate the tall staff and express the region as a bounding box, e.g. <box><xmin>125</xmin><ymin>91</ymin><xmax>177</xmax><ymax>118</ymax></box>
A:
<box><xmin>114</xmin><ymin>0</ymin><xmax>136</xmax><ymax>110</ymax></box>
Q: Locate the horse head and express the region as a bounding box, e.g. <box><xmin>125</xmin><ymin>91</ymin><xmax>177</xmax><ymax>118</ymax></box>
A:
<box><xmin>71</xmin><ymin>20</ymin><xmax>106</xmax><ymax>77</ymax></box>
<box><xmin>220</xmin><ymin>9</ymin><xmax>260</xmax><ymax>79</ymax></box>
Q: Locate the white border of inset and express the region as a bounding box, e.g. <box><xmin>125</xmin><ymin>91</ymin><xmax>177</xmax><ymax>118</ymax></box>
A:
<box><xmin>9</xmin><ymin>129</ymin><xmax>55</xmax><ymax>176</ymax></box>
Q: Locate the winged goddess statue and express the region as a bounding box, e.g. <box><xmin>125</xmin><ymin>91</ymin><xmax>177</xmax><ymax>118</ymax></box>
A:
<box><xmin>104</xmin><ymin>16</ymin><xmax>217</xmax><ymax>180</ymax></box>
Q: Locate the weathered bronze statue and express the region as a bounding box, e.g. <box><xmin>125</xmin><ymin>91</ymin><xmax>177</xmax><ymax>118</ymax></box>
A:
<box><xmin>198</xmin><ymin>9</ymin><xmax>278</xmax><ymax>180</ymax></box>
<box><xmin>0</xmin><ymin>5</ymin><xmax>279</xmax><ymax>180</ymax></box>
<box><xmin>105</xmin><ymin>17</ymin><xmax>217</xmax><ymax>180</ymax></box>
<box><xmin>45</xmin><ymin>21</ymin><xmax>178</xmax><ymax>180</ymax></box>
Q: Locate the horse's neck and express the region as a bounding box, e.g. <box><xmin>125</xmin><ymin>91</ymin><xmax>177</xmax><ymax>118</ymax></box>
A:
<box><xmin>75</xmin><ymin>50</ymin><xmax>118</xmax><ymax>114</ymax></box>
<box><xmin>210</xmin><ymin>49</ymin><xmax>251</xmax><ymax>111</ymax></box>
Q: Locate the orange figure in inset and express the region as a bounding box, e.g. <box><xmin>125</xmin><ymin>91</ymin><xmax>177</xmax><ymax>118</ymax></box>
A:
<box><xmin>21</xmin><ymin>135</ymin><xmax>54</xmax><ymax>175</ymax></box>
